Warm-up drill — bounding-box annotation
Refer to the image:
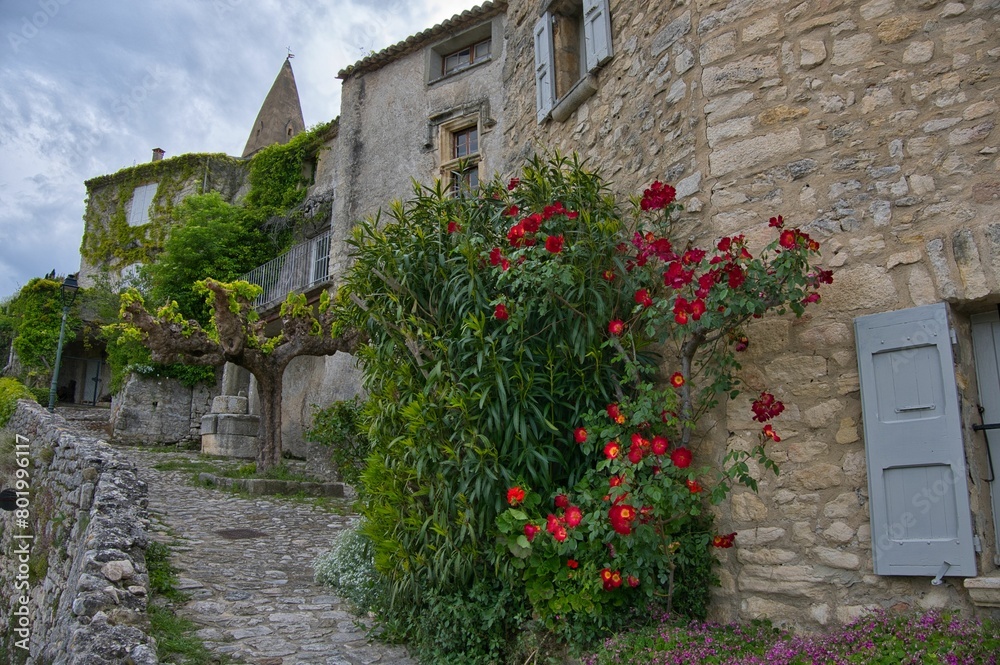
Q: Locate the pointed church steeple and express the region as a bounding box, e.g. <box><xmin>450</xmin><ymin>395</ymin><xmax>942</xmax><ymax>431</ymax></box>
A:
<box><xmin>242</xmin><ymin>57</ymin><xmax>306</xmax><ymax>158</ymax></box>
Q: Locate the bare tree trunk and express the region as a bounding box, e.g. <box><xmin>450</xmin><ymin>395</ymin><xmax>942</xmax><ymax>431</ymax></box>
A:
<box><xmin>254</xmin><ymin>369</ymin><xmax>284</xmax><ymax>472</ymax></box>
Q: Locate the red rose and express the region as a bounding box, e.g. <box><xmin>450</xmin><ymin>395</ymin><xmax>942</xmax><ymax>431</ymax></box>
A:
<box><xmin>506</xmin><ymin>486</ymin><xmax>525</xmax><ymax>505</ymax></box>
<box><xmin>524</xmin><ymin>523</ymin><xmax>539</xmax><ymax>541</ymax></box>
<box><xmin>567</xmin><ymin>559</ymin><xmax>579</xmax><ymax>569</ymax></box>
<box><xmin>494</xmin><ymin>303</ymin><xmax>509</xmax><ymax>321</ymax></box>
<box><xmin>669</xmin><ymin>372</ymin><xmax>685</xmax><ymax>388</ymax></box>
<box><xmin>552</xmin><ymin>525</ymin><xmax>568</xmax><ymax>542</ymax></box>
<box><xmin>712</xmin><ymin>532</ymin><xmax>737</xmax><ymax>548</ymax></box>
<box><xmin>686</xmin><ymin>479</ymin><xmax>703</xmax><ymax>493</ymax></box>
<box><xmin>545</xmin><ymin>234</ymin><xmax>565</xmax><ymax>253</ymax></box>
<box><xmin>608</xmin><ymin>319</ymin><xmax>625</xmax><ymax>336</ymax></box>
<box><xmin>505</xmin><ymin>204</ymin><xmax>519</xmax><ymax>217</ymax></box>
<box><xmin>768</xmin><ymin>215</ymin><xmax>784</xmax><ymax>228</ymax></box>
<box><xmin>627</xmin><ymin>444</ymin><xmax>643</xmax><ymax>465</ymax></box>
<box><xmin>522</xmin><ymin>213</ymin><xmax>542</xmax><ymax>233</ymax></box>
<box><xmin>671</xmin><ymin>447</ymin><xmax>692</xmax><ymax>469</ymax></box>
<box><xmin>762</xmin><ymin>424</ymin><xmax>781</xmax><ymax>442</ymax></box>
<box><xmin>603</xmin><ymin>441</ymin><xmax>621</xmax><ymax>460</ymax></box>
<box><xmin>627</xmin><ymin>575</ymin><xmax>640</xmax><ymax>588</ymax></box>
<box><xmin>779</xmin><ymin>229</ymin><xmax>797</xmax><ymax>249</ymax></box>
<box><xmin>651</xmin><ymin>435</ymin><xmax>668</xmax><ymax>455</ymax></box>
<box><xmin>640</xmin><ymin>181</ymin><xmax>676</xmax><ymax>211</ymax></box>
<box><xmin>609</xmin><ymin>504</ymin><xmax>636</xmax><ymax>535</ymax></box>
<box><xmin>634</xmin><ymin>289</ymin><xmax>653</xmax><ymax>308</ymax></box>
<box><xmin>574</xmin><ymin>427</ymin><xmax>588</xmax><ymax>443</ymax></box>
<box><xmin>554</xmin><ymin>494</ymin><xmax>570</xmax><ymax>509</ymax></box>
<box><xmin>564</xmin><ymin>505</ymin><xmax>583</xmax><ymax>527</ymax></box>
<box><xmin>609</xmin><ymin>475</ymin><xmax>623</xmax><ymax>488</ymax></box>
<box><xmin>601</xmin><ymin>269</ymin><xmax>616</xmax><ymax>281</ymax></box>
<box><xmin>507</xmin><ymin>222</ymin><xmax>526</xmax><ymax>247</ymax></box>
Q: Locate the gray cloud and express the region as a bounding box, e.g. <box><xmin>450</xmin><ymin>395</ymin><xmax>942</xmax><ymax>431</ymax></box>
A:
<box><xmin>0</xmin><ymin>0</ymin><xmax>479</xmax><ymax>299</ymax></box>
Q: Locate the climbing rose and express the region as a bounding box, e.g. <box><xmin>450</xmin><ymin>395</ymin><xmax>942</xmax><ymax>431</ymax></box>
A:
<box><xmin>609</xmin><ymin>475</ymin><xmax>624</xmax><ymax>488</ymax></box>
<box><xmin>494</xmin><ymin>303</ymin><xmax>509</xmax><ymax>321</ymax></box>
<box><xmin>671</xmin><ymin>447</ymin><xmax>692</xmax><ymax>469</ymax></box>
<box><xmin>609</xmin><ymin>504</ymin><xmax>637</xmax><ymax>535</ymax></box>
<box><xmin>574</xmin><ymin>427</ymin><xmax>588</xmax><ymax>443</ymax></box>
<box><xmin>555</xmin><ymin>494</ymin><xmax>570</xmax><ymax>509</ymax></box>
<box><xmin>507</xmin><ymin>486</ymin><xmax>525</xmax><ymax>505</ymax></box>
<box><xmin>763</xmin><ymin>424</ymin><xmax>781</xmax><ymax>442</ymax></box>
<box><xmin>640</xmin><ymin>181</ymin><xmax>676</xmax><ymax>211</ymax></box>
<box><xmin>524</xmin><ymin>523</ymin><xmax>539</xmax><ymax>541</ymax></box>
<box><xmin>686</xmin><ymin>479</ymin><xmax>703</xmax><ymax>493</ymax></box>
<box><xmin>522</xmin><ymin>213</ymin><xmax>542</xmax><ymax>233</ymax></box>
<box><xmin>651</xmin><ymin>435</ymin><xmax>668</xmax><ymax>455</ymax></box>
<box><xmin>552</xmin><ymin>525</ymin><xmax>568</xmax><ymax>542</ymax></box>
<box><xmin>751</xmin><ymin>392</ymin><xmax>785</xmax><ymax>422</ymax></box>
<box><xmin>669</xmin><ymin>372</ymin><xmax>685</xmax><ymax>388</ymax></box>
<box><xmin>608</xmin><ymin>319</ymin><xmax>625</xmax><ymax>336</ymax></box>
<box><xmin>712</xmin><ymin>532</ymin><xmax>737</xmax><ymax>548</ymax></box>
<box><xmin>567</xmin><ymin>559</ymin><xmax>579</xmax><ymax>569</ymax></box>
<box><xmin>504</xmin><ymin>204</ymin><xmax>519</xmax><ymax>217</ymax></box>
<box><xmin>489</xmin><ymin>247</ymin><xmax>503</xmax><ymax>265</ymax></box>
<box><xmin>634</xmin><ymin>289</ymin><xmax>653</xmax><ymax>308</ymax></box>
<box><xmin>627</xmin><ymin>443</ymin><xmax>644</xmax><ymax>464</ymax></box>
<box><xmin>604</xmin><ymin>441</ymin><xmax>621</xmax><ymax>459</ymax></box>
<box><xmin>768</xmin><ymin>215</ymin><xmax>784</xmax><ymax>228</ymax></box>
<box><xmin>734</xmin><ymin>335</ymin><xmax>749</xmax><ymax>352</ymax></box>
<box><xmin>564</xmin><ymin>505</ymin><xmax>583</xmax><ymax>527</ymax></box>
<box><xmin>507</xmin><ymin>222</ymin><xmax>526</xmax><ymax>246</ymax></box>
<box><xmin>606</xmin><ymin>403</ymin><xmax>623</xmax><ymax>422</ymax></box>
<box><xmin>627</xmin><ymin>575</ymin><xmax>640</xmax><ymax>588</ymax></box>
<box><xmin>545</xmin><ymin>234</ymin><xmax>565</xmax><ymax>253</ymax></box>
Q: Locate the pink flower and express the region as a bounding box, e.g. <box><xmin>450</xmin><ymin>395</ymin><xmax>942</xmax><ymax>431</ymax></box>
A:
<box><xmin>524</xmin><ymin>523</ymin><xmax>539</xmax><ymax>541</ymax></box>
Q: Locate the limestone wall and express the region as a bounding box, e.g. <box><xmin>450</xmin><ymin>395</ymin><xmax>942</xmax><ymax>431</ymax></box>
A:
<box><xmin>498</xmin><ymin>0</ymin><xmax>999</xmax><ymax>627</ymax></box>
<box><xmin>0</xmin><ymin>400</ymin><xmax>156</xmax><ymax>664</ymax></box>
<box><xmin>110</xmin><ymin>373</ymin><xmax>218</xmax><ymax>445</ymax></box>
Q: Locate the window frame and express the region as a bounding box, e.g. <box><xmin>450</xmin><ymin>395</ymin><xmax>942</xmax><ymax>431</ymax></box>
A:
<box><xmin>438</xmin><ymin>115</ymin><xmax>482</xmax><ymax>197</ymax></box>
<box><xmin>427</xmin><ymin>20</ymin><xmax>496</xmax><ymax>85</ymax></box>
<box><xmin>441</xmin><ymin>37</ymin><xmax>492</xmax><ymax>77</ymax></box>
<box><xmin>126</xmin><ymin>182</ymin><xmax>159</xmax><ymax>227</ymax></box>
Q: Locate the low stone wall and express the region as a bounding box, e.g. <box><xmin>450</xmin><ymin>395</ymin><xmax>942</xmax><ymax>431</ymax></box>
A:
<box><xmin>0</xmin><ymin>400</ymin><xmax>157</xmax><ymax>664</ymax></box>
<box><xmin>111</xmin><ymin>373</ymin><xmax>217</xmax><ymax>445</ymax></box>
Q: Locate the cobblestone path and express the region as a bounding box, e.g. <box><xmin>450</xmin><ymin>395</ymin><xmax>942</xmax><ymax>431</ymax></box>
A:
<box><xmin>125</xmin><ymin>448</ymin><xmax>415</xmax><ymax>665</ymax></box>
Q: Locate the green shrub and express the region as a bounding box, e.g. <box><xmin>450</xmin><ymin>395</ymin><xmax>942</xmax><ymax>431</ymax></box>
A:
<box><xmin>306</xmin><ymin>397</ymin><xmax>370</xmax><ymax>485</ymax></box>
<box><xmin>0</xmin><ymin>377</ymin><xmax>37</xmax><ymax>427</ymax></box>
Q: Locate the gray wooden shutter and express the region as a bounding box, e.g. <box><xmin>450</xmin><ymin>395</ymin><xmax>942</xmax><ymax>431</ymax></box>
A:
<box><xmin>855</xmin><ymin>303</ymin><xmax>977</xmax><ymax>577</ymax></box>
<box><xmin>583</xmin><ymin>0</ymin><xmax>613</xmax><ymax>70</ymax></box>
<box><xmin>971</xmin><ymin>311</ymin><xmax>1000</xmax><ymax>558</ymax></box>
<box><xmin>534</xmin><ymin>13</ymin><xmax>555</xmax><ymax>123</ymax></box>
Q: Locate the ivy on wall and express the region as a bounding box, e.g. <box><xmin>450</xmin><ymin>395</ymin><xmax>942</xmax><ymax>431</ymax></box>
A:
<box><xmin>0</xmin><ymin>278</ymin><xmax>81</xmax><ymax>388</ymax></box>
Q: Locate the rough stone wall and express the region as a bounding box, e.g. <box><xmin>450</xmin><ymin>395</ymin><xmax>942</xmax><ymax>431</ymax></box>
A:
<box><xmin>498</xmin><ymin>0</ymin><xmax>999</xmax><ymax>628</ymax></box>
<box><xmin>110</xmin><ymin>373</ymin><xmax>217</xmax><ymax>445</ymax></box>
<box><xmin>328</xmin><ymin>14</ymin><xmax>508</xmax><ymax>286</ymax></box>
<box><xmin>0</xmin><ymin>400</ymin><xmax>156</xmax><ymax>664</ymax></box>
<box><xmin>281</xmin><ymin>352</ymin><xmax>364</xmax><ymax>460</ymax></box>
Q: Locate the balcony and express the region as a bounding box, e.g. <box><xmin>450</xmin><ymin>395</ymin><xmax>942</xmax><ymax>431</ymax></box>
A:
<box><xmin>239</xmin><ymin>230</ymin><xmax>333</xmax><ymax>310</ymax></box>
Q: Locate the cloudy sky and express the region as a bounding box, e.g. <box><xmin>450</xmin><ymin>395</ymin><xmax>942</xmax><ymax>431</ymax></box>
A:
<box><xmin>0</xmin><ymin>0</ymin><xmax>482</xmax><ymax>301</ymax></box>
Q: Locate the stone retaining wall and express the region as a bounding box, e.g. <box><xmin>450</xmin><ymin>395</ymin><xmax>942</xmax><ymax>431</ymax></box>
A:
<box><xmin>0</xmin><ymin>400</ymin><xmax>157</xmax><ymax>664</ymax></box>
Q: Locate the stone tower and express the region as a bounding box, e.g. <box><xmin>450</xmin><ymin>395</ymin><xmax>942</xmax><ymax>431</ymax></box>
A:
<box><xmin>241</xmin><ymin>56</ymin><xmax>306</xmax><ymax>158</ymax></box>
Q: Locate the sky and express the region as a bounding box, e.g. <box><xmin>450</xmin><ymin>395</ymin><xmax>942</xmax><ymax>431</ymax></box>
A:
<box><xmin>0</xmin><ymin>0</ymin><xmax>483</xmax><ymax>301</ymax></box>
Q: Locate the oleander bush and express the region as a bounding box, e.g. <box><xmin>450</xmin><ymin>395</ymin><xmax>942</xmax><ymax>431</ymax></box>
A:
<box><xmin>335</xmin><ymin>154</ymin><xmax>832</xmax><ymax>661</ymax></box>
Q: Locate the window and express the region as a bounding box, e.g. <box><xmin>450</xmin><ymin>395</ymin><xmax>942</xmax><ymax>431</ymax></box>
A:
<box><xmin>439</xmin><ymin>118</ymin><xmax>481</xmax><ymax>196</ymax></box>
<box><xmin>428</xmin><ymin>20</ymin><xmax>495</xmax><ymax>83</ymax></box>
<box><xmin>535</xmin><ymin>0</ymin><xmax>613</xmax><ymax>123</ymax></box>
<box><xmin>310</xmin><ymin>231</ymin><xmax>332</xmax><ymax>285</ymax></box>
<box><xmin>127</xmin><ymin>182</ymin><xmax>159</xmax><ymax>227</ymax></box>
<box><xmin>442</xmin><ymin>38</ymin><xmax>491</xmax><ymax>76</ymax></box>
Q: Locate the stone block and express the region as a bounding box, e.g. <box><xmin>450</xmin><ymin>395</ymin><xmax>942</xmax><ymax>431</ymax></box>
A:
<box><xmin>820</xmin><ymin>265</ymin><xmax>897</xmax><ymax>313</ymax></box>
<box><xmin>799</xmin><ymin>39</ymin><xmax>827</xmax><ymax>68</ymax></box>
<box><xmin>700</xmin><ymin>31</ymin><xmax>736</xmax><ymax>65</ymax></box>
<box><xmin>733</xmin><ymin>492</ymin><xmax>769</xmax><ymax>521</ymax></box>
<box><xmin>903</xmin><ymin>41</ymin><xmax>935</xmax><ymax>63</ymax></box>
<box><xmin>201</xmin><ymin>433</ymin><xmax>258</xmax><ymax>459</ymax></box>
<box><xmin>964</xmin><ymin>575</ymin><xmax>1000</xmax><ymax>608</ymax></box>
<box><xmin>825</xmin><ymin>492</ymin><xmax>861</xmax><ymax>518</ymax></box>
<box><xmin>211</xmin><ymin>395</ymin><xmax>249</xmax><ymax>415</ymax></box>
<box><xmin>710</xmin><ymin>128</ymin><xmax>801</xmax><ymax>177</ymax></box>
<box><xmin>738</xmin><ymin>527</ymin><xmax>786</xmax><ymax>546</ymax></box>
<box><xmin>737</xmin><ymin>548</ymin><xmax>800</xmax><ymax>565</ymax></box>
<box><xmin>814</xmin><ymin>546</ymin><xmax>861</xmax><ymax>569</ymax></box>
<box><xmin>702</xmin><ymin>55</ymin><xmax>779</xmax><ymax>97</ymax></box>
<box><xmin>822</xmin><ymin>522</ymin><xmax>856</xmax><ymax>543</ymax></box>
<box><xmin>803</xmin><ymin>400</ymin><xmax>845</xmax><ymax>429</ymax></box>
<box><xmin>952</xmin><ymin>227</ymin><xmax>989</xmax><ymax>299</ymax></box>
<box><xmin>877</xmin><ymin>17</ymin><xmax>921</xmax><ymax>43</ymax></box>
<box><xmin>832</xmin><ymin>34</ymin><xmax>873</xmax><ymax>65</ymax></box>
<box><xmin>791</xmin><ymin>463</ymin><xmax>843</xmax><ymax>491</ymax></box>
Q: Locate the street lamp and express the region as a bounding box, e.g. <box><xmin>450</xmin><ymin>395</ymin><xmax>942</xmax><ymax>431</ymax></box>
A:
<box><xmin>47</xmin><ymin>273</ymin><xmax>79</xmax><ymax>413</ymax></box>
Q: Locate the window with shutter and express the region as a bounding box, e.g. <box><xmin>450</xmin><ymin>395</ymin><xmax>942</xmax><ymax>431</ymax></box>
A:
<box><xmin>534</xmin><ymin>14</ymin><xmax>555</xmax><ymax>123</ymax></box>
<box><xmin>971</xmin><ymin>310</ymin><xmax>1000</xmax><ymax>560</ymax></box>
<box><xmin>855</xmin><ymin>303</ymin><xmax>977</xmax><ymax>577</ymax></box>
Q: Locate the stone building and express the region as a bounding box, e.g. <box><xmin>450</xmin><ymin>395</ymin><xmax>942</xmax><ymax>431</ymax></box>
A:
<box><xmin>295</xmin><ymin>0</ymin><xmax>1000</xmax><ymax>626</ymax></box>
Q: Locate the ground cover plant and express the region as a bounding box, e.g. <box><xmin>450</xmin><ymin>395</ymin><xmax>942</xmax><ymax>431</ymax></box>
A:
<box><xmin>583</xmin><ymin>609</ymin><xmax>1000</xmax><ymax>665</ymax></box>
<box><xmin>328</xmin><ymin>154</ymin><xmax>833</xmax><ymax>662</ymax></box>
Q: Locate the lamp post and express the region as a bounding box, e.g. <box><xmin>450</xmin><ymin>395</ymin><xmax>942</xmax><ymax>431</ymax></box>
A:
<box><xmin>47</xmin><ymin>273</ymin><xmax>79</xmax><ymax>413</ymax></box>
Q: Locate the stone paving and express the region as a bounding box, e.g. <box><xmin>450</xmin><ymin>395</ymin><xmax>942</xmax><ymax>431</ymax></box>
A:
<box><xmin>124</xmin><ymin>448</ymin><xmax>416</xmax><ymax>665</ymax></box>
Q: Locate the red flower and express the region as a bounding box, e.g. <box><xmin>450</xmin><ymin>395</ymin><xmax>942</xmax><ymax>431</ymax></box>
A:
<box><xmin>574</xmin><ymin>427</ymin><xmax>588</xmax><ymax>443</ymax></box>
<box><xmin>552</xmin><ymin>525</ymin><xmax>568</xmax><ymax>542</ymax></box>
<box><xmin>664</xmin><ymin>261</ymin><xmax>694</xmax><ymax>288</ymax></box>
<box><xmin>727</xmin><ymin>264</ymin><xmax>746</xmax><ymax>288</ymax></box>
<box><xmin>627</xmin><ymin>443</ymin><xmax>644</xmax><ymax>464</ymax></box>
<box><xmin>670</xmin><ymin>447</ymin><xmax>692</xmax><ymax>469</ymax></box>
<box><xmin>524</xmin><ymin>523</ymin><xmax>539</xmax><ymax>542</ymax></box>
<box><xmin>522</xmin><ymin>213</ymin><xmax>542</xmax><ymax>233</ymax></box>
<box><xmin>447</xmin><ymin>221</ymin><xmax>461</xmax><ymax>233</ymax></box>
<box><xmin>494</xmin><ymin>303</ymin><xmax>509</xmax><ymax>321</ymax></box>
<box><xmin>508</xmin><ymin>177</ymin><xmax>520</xmax><ymax>190</ymax></box>
<box><xmin>751</xmin><ymin>392</ymin><xmax>785</xmax><ymax>422</ymax></box>
<box><xmin>554</xmin><ymin>494</ymin><xmax>570</xmax><ymax>509</ymax></box>
<box><xmin>640</xmin><ymin>181</ymin><xmax>677</xmax><ymax>211</ymax></box>
<box><xmin>669</xmin><ymin>372</ymin><xmax>685</xmax><ymax>388</ymax></box>
<box><xmin>508</xmin><ymin>222</ymin><xmax>526</xmax><ymax>247</ymax></box>
<box><xmin>489</xmin><ymin>247</ymin><xmax>503</xmax><ymax>266</ymax></box>
<box><xmin>601</xmin><ymin>269</ymin><xmax>616</xmax><ymax>281</ymax></box>
<box><xmin>768</xmin><ymin>215</ymin><xmax>784</xmax><ymax>228</ymax></box>
<box><xmin>762</xmin><ymin>424</ymin><xmax>781</xmax><ymax>442</ymax></box>
<box><xmin>779</xmin><ymin>229</ymin><xmax>797</xmax><ymax>249</ymax></box>
<box><xmin>603</xmin><ymin>441</ymin><xmax>621</xmax><ymax>459</ymax></box>
<box><xmin>506</xmin><ymin>486</ymin><xmax>525</xmax><ymax>505</ymax></box>
<box><xmin>686</xmin><ymin>479</ymin><xmax>703</xmax><ymax>493</ymax></box>
<box><xmin>600</xmin><ymin>567</ymin><xmax>622</xmax><ymax>590</ymax></box>
<box><xmin>500</xmin><ymin>258</ymin><xmax>510</xmax><ymax>271</ymax></box>
<box><xmin>627</xmin><ymin>575</ymin><xmax>640</xmax><ymax>588</ymax></box>
<box><xmin>609</xmin><ymin>504</ymin><xmax>637</xmax><ymax>535</ymax></box>
<box><xmin>651</xmin><ymin>435</ymin><xmax>668</xmax><ymax>456</ymax></box>
<box><xmin>566</xmin><ymin>210</ymin><xmax>579</xmax><ymax>219</ymax></box>
<box><xmin>608</xmin><ymin>319</ymin><xmax>625</xmax><ymax>336</ymax></box>
<box><xmin>634</xmin><ymin>288</ymin><xmax>653</xmax><ymax>308</ymax></box>
<box><xmin>505</xmin><ymin>204</ymin><xmax>519</xmax><ymax>217</ymax></box>
<box><xmin>609</xmin><ymin>475</ymin><xmax>624</xmax><ymax>488</ymax></box>
<box><xmin>802</xmin><ymin>292</ymin><xmax>821</xmax><ymax>304</ymax></box>
<box><xmin>567</xmin><ymin>559</ymin><xmax>579</xmax><ymax>569</ymax></box>
<box><xmin>712</xmin><ymin>532</ymin><xmax>737</xmax><ymax>548</ymax></box>
<box><xmin>689</xmin><ymin>299</ymin><xmax>706</xmax><ymax>321</ymax></box>
<box><xmin>564</xmin><ymin>505</ymin><xmax>583</xmax><ymax>527</ymax></box>
<box><xmin>545</xmin><ymin>234</ymin><xmax>565</xmax><ymax>253</ymax></box>
<box><xmin>682</xmin><ymin>248</ymin><xmax>706</xmax><ymax>265</ymax></box>
<box><xmin>717</xmin><ymin>236</ymin><xmax>733</xmax><ymax>252</ymax></box>
<box><xmin>546</xmin><ymin>514</ymin><xmax>561</xmax><ymax>533</ymax></box>
<box><xmin>734</xmin><ymin>335</ymin><xmax>749</xmax><ymax>352</ymax></box>
<box><xmin>606</xmin><ymin>403</ymin><xmax>622</xmax><ymax>421</ymax></box>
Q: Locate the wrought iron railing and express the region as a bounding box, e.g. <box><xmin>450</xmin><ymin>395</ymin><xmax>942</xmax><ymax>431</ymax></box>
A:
<box><xmin>239</xmin><ymin>230</ymin><xmax>333</xmax><ymax>310</ymax></box>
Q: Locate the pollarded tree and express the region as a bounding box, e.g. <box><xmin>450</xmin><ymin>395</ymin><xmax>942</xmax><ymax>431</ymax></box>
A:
<box><xmin>119</xmin><ymin>278</ymin><xmax>360</xmax><ymax>471</ymax></box>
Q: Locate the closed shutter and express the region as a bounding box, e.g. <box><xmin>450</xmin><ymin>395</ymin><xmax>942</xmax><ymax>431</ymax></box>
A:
<box><xmin>971</xmin><ymin>311</ymin><xmax>1000</xmax><ymax>557</ymax></box>
<box><xmin>534</xmin><ymin>14</ymin><xmax>555</xmax><ymax>123</ymax></box>
<box><xmin>583</xmin><ymin>0</ymin><xmax>613</xmax><ymax>70</ymax></box>
<box><xmin>855</xmin><ymin>303</ymin><xmax>977</xmax><ymax>577</ymax></box>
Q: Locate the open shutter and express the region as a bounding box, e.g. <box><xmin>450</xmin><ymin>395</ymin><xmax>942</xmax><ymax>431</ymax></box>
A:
<box><xmin>971</xmin><ymin>311</ymin><xmax>1000</xmax><ymax>557</ymax></box>
<box><xmin>534</xmin><ymin>13</ymin><xmax>555</xmax><ymax>123</ymax></box>
<box><xmin>583</xmin><ymin>0</ymin><xmax>613</xmax><ymax>70</ymax></box>
<box><xmin>855</xmin><ymin>303</ymin><xmax>976</xmax><ymax>577</ymax></box>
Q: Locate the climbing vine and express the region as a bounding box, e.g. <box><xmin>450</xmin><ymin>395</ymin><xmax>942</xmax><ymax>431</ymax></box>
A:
<box><xmin>0</xmin><ymin>278</ymin><xmax>80</xmax><ymax>388</ymax></box>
